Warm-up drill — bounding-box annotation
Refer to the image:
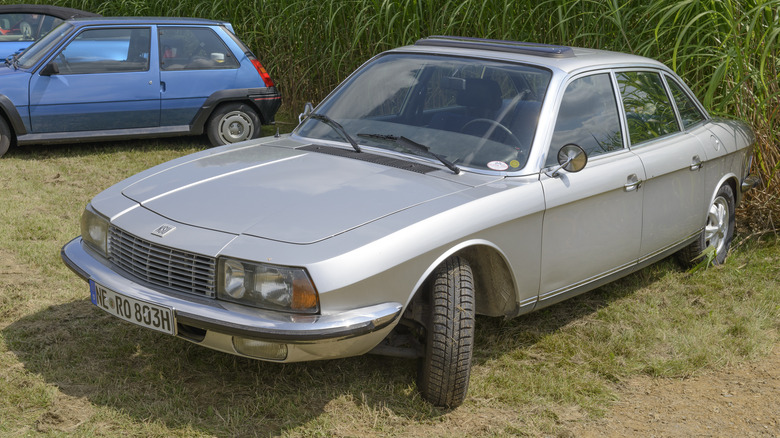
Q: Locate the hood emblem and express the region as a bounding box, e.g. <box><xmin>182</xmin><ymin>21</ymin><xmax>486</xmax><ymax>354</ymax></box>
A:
<box><xmin>152</xmin><ymin>224</ymin><xmax>176</xmax><ymax>238</ymax></box>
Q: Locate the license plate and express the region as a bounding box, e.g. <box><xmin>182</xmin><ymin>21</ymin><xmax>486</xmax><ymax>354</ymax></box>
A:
<box><xmin>90</xmin><ymin>281</ymin><xmax>176</xmax><ymax>335</ymax></box>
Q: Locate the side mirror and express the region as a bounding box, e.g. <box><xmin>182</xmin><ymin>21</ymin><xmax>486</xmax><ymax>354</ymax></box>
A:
<box><xmin>546</xmin><ymin>144</ymin><xmax>587</xmax><ymax>177</ymax></box>
<box><xmin>39</xmin><ymin>62</ymin><xmax>59</xmax><ymax>76</ymax></box>
<box><xmin>298</xmin><ymin>102</ymin><xmax>314</xmax><ymax>124</ymax></box>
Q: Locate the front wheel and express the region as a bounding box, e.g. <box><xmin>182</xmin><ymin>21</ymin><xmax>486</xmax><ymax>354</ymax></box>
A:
<box><xmin>206</xmin><ymin>103</ymin><xmax>261</xmax><ymax>146</ymax></box>
<box><xmin>417</xmin><ymin>256</ymin><xmax>475</xmax><ymax>408</ymax></box>
<box><xmin>677</xmin><ymin>184</ymin><xmax>735</xmax><ymax>266</ymax></box>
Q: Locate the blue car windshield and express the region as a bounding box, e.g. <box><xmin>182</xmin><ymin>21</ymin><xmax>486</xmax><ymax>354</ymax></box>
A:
<box><xmin>295</xmin><ymin>53</ymin><xmax>551</xmax><ymax>172</ymax></box>
<box><xmin>17</xmin><ymin>22</ymin><xmax>73</xmax><ymax>69</ymax></box>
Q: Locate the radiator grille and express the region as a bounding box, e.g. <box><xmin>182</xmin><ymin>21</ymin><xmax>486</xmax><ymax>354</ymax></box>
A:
<box><xmin>108</xmin><ymin>227</ymin><xmax>216</xmax><ymax>297</ymax></box>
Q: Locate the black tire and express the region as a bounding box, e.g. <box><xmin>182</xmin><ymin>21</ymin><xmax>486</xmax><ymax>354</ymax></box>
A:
<box><xmin>677</xmin><ymin>184</ymin><xmax>735</xmax><ymax>267</ymax></box>
<box><xmin>0</xmin><ymin>117</ymin><xmax>12</xmax><ymax>158</ymax></box>
<box><xmin>206</xmin><ymin>103</ymin><xmax>261</xmax><ymax>146</ymax></box>
<box><xmin>417</xmin><ymin>256</ymin><xmax>475</xmax><ymax>408</ymax></box>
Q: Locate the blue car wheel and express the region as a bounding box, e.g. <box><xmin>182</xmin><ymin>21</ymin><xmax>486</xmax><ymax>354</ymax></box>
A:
<box><xmin>206</xmin><ymin>102</ymin><xmax>261</xmax><ymax>146</ymax></box>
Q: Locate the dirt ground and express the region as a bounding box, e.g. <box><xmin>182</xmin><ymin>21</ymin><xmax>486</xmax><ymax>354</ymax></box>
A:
<box><xmin>569</xmin><ymin>346</ymin><xmax>780</xmax><ymax>437</ymax></box>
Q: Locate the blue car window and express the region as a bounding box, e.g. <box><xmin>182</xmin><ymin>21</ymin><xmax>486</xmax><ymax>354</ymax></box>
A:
<box><xmin>55</xmin><ymin>27</ymin><xmax>150</xmax><ymax>74</ymax></box>
<box><xmin>159</xmin><ymin>27</ymin><xmax>239</xmax><ymax>71</ymax></box>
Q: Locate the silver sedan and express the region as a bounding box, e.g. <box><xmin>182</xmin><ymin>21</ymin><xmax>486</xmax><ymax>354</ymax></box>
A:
<box><xmin>62</xmin><ymin>36</ymin><xmax>757</xmax><ymax>408</ymax></box>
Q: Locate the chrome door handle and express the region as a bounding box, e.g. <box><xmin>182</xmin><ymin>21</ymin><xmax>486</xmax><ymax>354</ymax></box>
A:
<box><xmin>690</xmin><ymin>155</ymin><xmax>703</xmax><ymax>171</ymax></box>
<box><xmin>624</xmin><ymin>174</ymin><xmax>642</xmax><ymax>192</ymax></box>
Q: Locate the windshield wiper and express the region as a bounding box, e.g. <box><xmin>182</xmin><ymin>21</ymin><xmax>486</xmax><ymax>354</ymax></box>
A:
<box><xmin>358</xmin><ymin>133</ymin><xmax>460</xmax><ymax>174</ymax></box>
<box><xmin>308</xmin><ymin>113</ymin><xmax>361</xmax><ymax>152</ymax></box>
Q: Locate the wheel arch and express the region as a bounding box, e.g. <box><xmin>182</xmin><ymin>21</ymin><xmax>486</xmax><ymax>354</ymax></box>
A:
<box><xmin>0</xmin><ymin>94</ymin><xmax>26</xmax><ymax>138</ymax></box>
<box><xmin>190</xmin><ymin>87</ymin><xmax>281</xmax><ymax>134</ymax></box>
<box><xmin>409</xmin><ymin>240</ymin><xmax>520</xmax><ymax>318</ymax></box>
<box><xmin>712</xmin><ymin>173</ymin><xmax>739</xmax><ymax>206</ymax></box>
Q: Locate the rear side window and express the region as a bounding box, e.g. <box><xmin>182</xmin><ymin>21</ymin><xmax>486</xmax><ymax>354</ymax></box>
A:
<box><xmin>159</xmin><ymin>27</ymin><xmax>239</xmax><ymax>70</ymax></box>
<box><xmin>54</xmin><ymin>28</ymin><xmax>150</xmax><ymax>74</ymax></box>
<box><xmin>547</xmin><ymin>73</ymin><xmax>624</xmax><ymax>166</ymax></box>
<box><xmin>666</xmin><ymin>77</ymin><xmax>705</xmax><ymax>129</ymax></box>
<box><xmin>617</xmin><ymin>71</ymin><xmax>680</xmax><ymax>146</ymax></box>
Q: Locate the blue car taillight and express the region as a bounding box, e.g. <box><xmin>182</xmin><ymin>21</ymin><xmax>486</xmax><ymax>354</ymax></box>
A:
<box><xmin>250</xmin><ymin>57</ymin><xmax>275</xmax><ymax>87</ymax></box>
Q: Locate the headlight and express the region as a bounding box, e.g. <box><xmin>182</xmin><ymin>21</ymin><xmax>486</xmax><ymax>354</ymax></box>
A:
<box><xmin>218</xmin><ymin>258</ymin><xmax>319</xmax><ymax>314</ymax></box>
<box><xmin>80</xmin><ymin>204</ymin><xmax>109</xmax><ymax>256</ymax></box>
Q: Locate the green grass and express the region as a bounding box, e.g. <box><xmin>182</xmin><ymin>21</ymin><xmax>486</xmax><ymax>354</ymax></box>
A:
<box><xmin>0</xmin><ymin>134</ymin><xmax>778</xmax><ymax>436</ymax></box>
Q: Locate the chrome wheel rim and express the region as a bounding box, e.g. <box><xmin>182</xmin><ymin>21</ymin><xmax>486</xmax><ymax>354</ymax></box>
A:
<box><xmin>704</xmin><ymin>195</ymin><xmax>729</xmax><ymax>255</ymax></box>
<box><xmin>218</xmin><ymin>111</ymin><xmax>254</xmax><ymax>143</ymax></box>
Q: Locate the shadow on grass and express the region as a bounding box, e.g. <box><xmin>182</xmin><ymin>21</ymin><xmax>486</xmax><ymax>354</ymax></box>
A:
<box><xmin>3</xmin><ymin>298</ymin><xmax>426</xmax><ymax>435</ymax></box>
<box><xmin>4</xmin><ymin>135</ymin><xmax>209</xmax><ymax>160</ymax></box>
<box><xmin>4</xmin><ymin>122</ymin><xmax>292</xmax><ymax>162</ymax></box>
<box><xmin>3</xmin><ymin>259</ymin><xmax>673</xmax><ymax>435</ymax></box>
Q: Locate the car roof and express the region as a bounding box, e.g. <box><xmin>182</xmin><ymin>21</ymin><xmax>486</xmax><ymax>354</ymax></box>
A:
<box><xmin>65</xmin><ymin>16</ymin><xmax>231</xmax><ymax>27</ymax></box>
<box><xmin>0</xmin><ymin>4</ymin><xmax>100</xmax><ymax>19</ymax></box>
<box><xmin>396</xmin><ymin>36</ymin><xmax>668</xmax><ymax>75</ymax></box>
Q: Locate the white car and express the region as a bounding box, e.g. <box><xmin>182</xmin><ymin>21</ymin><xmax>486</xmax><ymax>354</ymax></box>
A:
<box><xmin>62</xmin><ymin>36</ymin><xmax>757</xmax><ymax>407</ymax></box>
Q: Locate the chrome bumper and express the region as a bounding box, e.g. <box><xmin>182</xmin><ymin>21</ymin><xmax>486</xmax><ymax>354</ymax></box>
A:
<box><xmin>741</xmin><ymin>174</ymin><xmax>760</xmax><ymax>193</ymax></box>
<box><xmin>61</xmin><ymin>237</ymin><xmax>402</xmax><ymax>344</ymax></box>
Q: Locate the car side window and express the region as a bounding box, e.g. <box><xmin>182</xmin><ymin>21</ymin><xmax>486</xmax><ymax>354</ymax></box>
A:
<box><xmin>54</xmin><ymin>28</ymin><xmax>150</xmax><ymax>74</ymax></box>
<box><xmin>547</xmin><ymin>73</ymin><xmax>623</xmax><ymax>166</ymax></box>
<box><xmin>159</xmin><ymin>27</ymin><xmax>239</xmax><ymax>71</ymax></box>
<box><xmin>666</xmin><ymin>77</ymin><xmax>706</xmax><ymax>129</ymax></box>
<box><xmin>617</xmin><ymin>71</ymin><xmax>680</xmax><ymax>146</ymax></box>
<box><xmin>0</xmin><ymin>13</ymin><xmax>63</xmax><ymax>42</ymax></box>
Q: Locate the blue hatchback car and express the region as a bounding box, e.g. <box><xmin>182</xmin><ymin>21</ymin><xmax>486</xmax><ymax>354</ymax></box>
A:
<box><xmin>0</xmin><ymin>17</ymin><xmax>281</xmax><ymax>157</ymax></box>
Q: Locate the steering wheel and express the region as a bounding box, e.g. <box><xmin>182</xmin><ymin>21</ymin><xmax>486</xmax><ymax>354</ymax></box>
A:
<box><xmin>19</xmin><ymin>22</ymin><xmax>32</xmax><ymax>40</ymax></box>
<box><xmin>460</xmin><ymin>118</ymin><xmax>527</xmax><ymax>167</ymax></box>
<box><xmin>461</xmin><ymin>118</ymin><xmax>524</xmax><ymax>148</ymax></box>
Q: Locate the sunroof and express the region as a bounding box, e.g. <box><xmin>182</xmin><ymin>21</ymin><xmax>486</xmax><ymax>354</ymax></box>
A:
<box><xmin>415</xmin><ymin>36</ymin><xmax>575</xmax><ymax>58</ymax></box>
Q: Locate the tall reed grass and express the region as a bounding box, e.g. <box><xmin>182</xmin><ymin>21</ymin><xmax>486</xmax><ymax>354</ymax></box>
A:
<box><xmin>43</xmin><ymin>0</ymin><xmax>780</xmax><ymax>226</ymax></box>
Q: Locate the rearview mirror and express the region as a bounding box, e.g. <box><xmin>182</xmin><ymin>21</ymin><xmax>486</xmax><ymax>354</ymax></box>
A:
<box><xmin>298</xmin><ymin>102</ymin><xmax>314</xmax><ymax>124</ymax></box>
<box><xmin>39</xmin><ymin>62</ymin><xmax>59</xmax><ymax>76</ymax></box>
<box><xmin>546</xmin><ymin>143</ymin><xmax>587</xmax><ymax>177</ymax></box>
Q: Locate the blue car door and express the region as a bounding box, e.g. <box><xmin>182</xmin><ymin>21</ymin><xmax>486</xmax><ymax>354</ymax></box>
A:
<box><xmin>28</xmin><ymin>26</ymin><xmax>160</xmax><ymax>133</ymax></box>
<box><xmin>158</xmin><ymin>26</ymin><xmax>244</xmax><ymax>125</ymax></box>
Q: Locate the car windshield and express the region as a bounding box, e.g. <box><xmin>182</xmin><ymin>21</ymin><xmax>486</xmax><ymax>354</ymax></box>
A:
<box><xmin>16</xmin><ymin>21</ymin><xmax>72</xmax><ymax>69</ymax></box>
<box><xmin>295</xmin><ymin>53</ymin><xmax>551</xmax><ymax>172</ymax></box>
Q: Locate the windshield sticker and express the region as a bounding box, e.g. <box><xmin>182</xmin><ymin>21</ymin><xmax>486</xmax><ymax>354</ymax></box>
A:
<box><xmin>487</xmin><ymin>161</ymin><xmax>509</xmax><ymax>171</ymax></box>
<box><xmin>509</xmin><ymin>160</ymin><xmax>520</xmax><ymax>168</ymax></box>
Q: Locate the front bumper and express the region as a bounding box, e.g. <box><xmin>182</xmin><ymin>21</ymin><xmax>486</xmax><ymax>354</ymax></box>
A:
<box><xmin>61</xmin><ymin>237</ymin><xmax>402</xmax><ymax>361</ymax></box>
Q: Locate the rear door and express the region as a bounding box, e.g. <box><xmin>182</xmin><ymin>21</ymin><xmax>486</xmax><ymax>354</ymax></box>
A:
<box><xmin>158</xmin><ymin>26</ymin><xmax>243</xmax><ymax>126</ymax></box>
<box><xmin>615</xmin><ymin>71</ymin><xmax>707</xmax><ymax>260</ymax></box>
<box><xmin>28</xmin><ymin>26</ymin><xmax>159</xmax><ymax>133</ymax></box>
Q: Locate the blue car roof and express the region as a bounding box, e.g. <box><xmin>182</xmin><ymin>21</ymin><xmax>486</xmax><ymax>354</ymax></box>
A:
<box><xmin>67</xmin><ymin>16</ymin><xmax>232</xmax><ymax>27</ymax></box>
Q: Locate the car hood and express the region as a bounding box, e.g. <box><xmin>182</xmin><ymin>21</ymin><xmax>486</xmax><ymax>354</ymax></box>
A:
<box><xmin>121</xmin><ymin>142</ymin><xmax>487</xmax><ymax>244</ymax></box>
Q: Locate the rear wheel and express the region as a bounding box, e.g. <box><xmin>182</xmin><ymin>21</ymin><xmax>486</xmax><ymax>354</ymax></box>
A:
<box><xmin>677</xmin><ymin>184</ymin><xmax>735</xmax><ymax>266</ymax></box>
<box><xmin>206</xmin><ymin>103</ymin><xmax>261</xmax><ymax>146</ymax></box>
<box><xmin>417</xmin><ymin>256</ymin><xmax>475</xmax><ymax>408</ymax></box>
<box><xmin>0</xmin><ymin>117</ymin><xmax>12</xmax><ymax>158</ymax></box>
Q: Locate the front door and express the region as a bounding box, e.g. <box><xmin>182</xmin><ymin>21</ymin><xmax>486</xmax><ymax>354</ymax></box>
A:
<box><xmin>28</xmin><ymin>26</ymin><xmax>159</xmax><ymax>133</ymax></box>
<box><xmin>539</xmin><ymin>72</ymin><xmax>644</xmax><ymax>303</ymax></box>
